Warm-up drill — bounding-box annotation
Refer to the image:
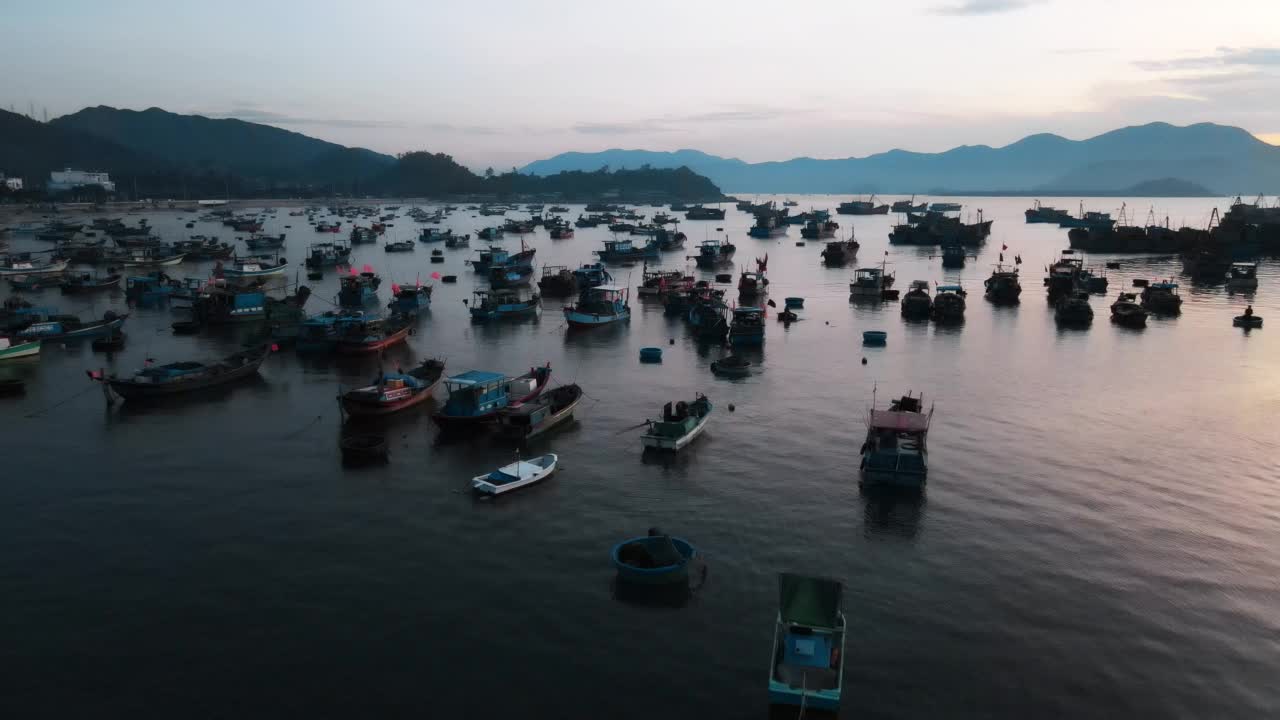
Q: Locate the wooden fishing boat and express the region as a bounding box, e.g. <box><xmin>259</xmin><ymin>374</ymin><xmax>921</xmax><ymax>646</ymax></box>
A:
<box><xmin>0</xmin><ymin>337</ymin><xmax>41</xmax><ymax>361</ymax></box>
<box><xmin>641</xmin><ymin>395</ymin><xmax>712</xmax><ymax>451</ymax></box>
<box><xmin>117</xmin><ymin>250</ymin><xmax>187</xmax><ymax>268</ymax></box>
<box><xmin>612</xmin><ymin>532</ymin><xmax>696</xmax><ymax>585</ymax></box>
<box><xmin>338</xmin><ymin>359</ymin><xmax>446</xmax><ymax>416</ymax></box>
<box><xmin>469</xmin><ymin>289</ymin><xmax>540</xmax><ymax>321</ymax></box>
<box><xmin>384</xmin><ymin>240</ymin><xmax>415</xmax><ymax>252</ymax></box>
<box><xmin>471</xmin><ymin>453</ymin><xmax>558</xmax><ymax>495</ymax></box>
<box><xmin>931</xmin><ymin>285</ymin><xmax>966</xmax><ymax>323</ymax></box>
<box><xmin>0</xmin><ymin>255</ymin><xmax>69</xmax><ymax>278</ymax></box>
<box><xmin>837</xmin><ymin>197</ymin><xmax>889</xmax><ymax>215</ymax></box>
<box><xmin>597</xmin><ymin>238</ymin><xmax>659</xmax><ymax>263</ymax></box>
<box><xmin>849</xmin><ymin>266</ymin><xmax>896</xmax><ymax>298</ymax></box>
<box><xmin>496</xmin><ymin>384</ymin><xmax>583</xmax><ymax>440</ymax></box>
<box><xmin>1110</xmin><ymin>292</ymin><xmax>1147</xmax><ymax>327</ymax></box>
<box><xmin>537</xmin><ymin>265</ymin><xmax>578</xmax><ymax>298</ymax></box>
<box><xmin>983</xmin><ymin>265</ymin><xmax>1022</xmax><ymax>303</ymax></box>
<box><xmin>1140</xmin><ymin>281</ymin><xmax>1182</xmax><ymax>314</ymax></box>
<box><xmin>217</xmin><ymin>255</ymin><xmax>288</xmax><ymax>279</ymax></box>
<box><xmin>432</xmin><ymin>364</ymin><xmax>553</xmax><ymax>427</ymax></box>
<box><xmin>768</xmin><ymin>573</ymin><xmax>846</xmax><ymax>712</ymax></box>
<box><xmin>16</xmin><ymin>311</ymin><xmax>128</xmax><ymax>342</ymax></box>
<box><xmin>445</xmin><ymin>233</ymin><xmax>471</xmax><ymax>248</ymax></box>
<box><xmin>860</xmin><ymin>391</ymin><xmax>932</xmax><ymax>488</ymax></box>
<box><xmin>564</xmin><ymin>285</ymin><xmax>630</xmax><ymax>327</ymax></box>
<box><xmin>1055</xmin><ymin>291</ymin><xmax>1094</xmax><ymax>326</ymax></box>
<box><xmin>95</xmin><ymin>344</ymin><xmax>269</xmax><ymax>401</ymax></box>
<box><xmin>59</xmin><ymin>272</ymin><xmax>122</xmax><ymax>294</ymax></box>
<box><xmin>244</xmin><ymin>233</ymin><xmax>286</xmax><ymax>250</ymax></box>
<box><xmin>337</xmin><ymin>271</ymin><xmax>382</xmax><ymax>307</ymax></box>
<box><xmin>727</xmin><ymin>307</ymin><xmax>765</xmax><ymax>347</ymax></box>
<box><xmin>900</xmin><ymin>280</ymin><xmax>932</xmax><ymax>318</ymax></box>
<box><xmin>387</xmin><ymin>283</ymin><xmax>432</xmax><ymax>315</ymax></box>
<box><xmin>305</xmin><ymin>242</ymin><xmax>351</xmax><ymax>268</ymax></box>
<box><xmin>8</xmin><ymin>273</ymin><xmax>63</xmax><ymax>291</ymax></box>
<box><xmin>711</xmin><ymin>354</ymin><xmax>752</xmax><ymax>376</ymax></box>
<box><xmin>820</xmin><ymin>237</ymin><xmax>859</xmax><ymax>266</ymax></box>
<box><xmin>333</xmin><ymin>314</ymin><xmax>412</xmax><ymax>354</ymax></box>
<box><xmin>1233</xmin><ymin>312</ymin><xmax>1263</xmax><ymax>328</ymax></box>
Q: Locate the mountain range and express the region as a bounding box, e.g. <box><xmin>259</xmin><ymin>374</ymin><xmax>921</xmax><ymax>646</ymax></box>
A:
<box><xmin>520</xmin><ymin>123</ymin><xmax>1280</xmax><ymax>195</ymax></box>
<box><xmin>0</xmin><ymin>107</ymin><xmax>722</xmax><ymax>200</ymax></box>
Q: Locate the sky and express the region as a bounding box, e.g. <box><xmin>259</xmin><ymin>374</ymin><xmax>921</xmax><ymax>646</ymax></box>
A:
<box><xmin>3</xmin><ymin>0</ymin><xmax>1279</xmax><ymax>169</ymax></box>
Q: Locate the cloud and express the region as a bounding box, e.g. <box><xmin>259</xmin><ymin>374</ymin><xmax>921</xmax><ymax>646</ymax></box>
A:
<box><xmin>1135</xmin><ymin>46</ymin><xmax>1280</xmax><ymax>71</ymax></box>
<box><xmin>931</xmin><ymin>0</ymin><xmax>1044</xmax><ymax>16</ymax></box>
<box><xmin>572</xmin><ymin>106</ymin><xmax>801</xmax><ymax>135</ymax></box>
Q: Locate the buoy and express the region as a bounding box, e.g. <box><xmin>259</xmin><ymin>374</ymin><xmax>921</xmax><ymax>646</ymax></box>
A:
<box><xmin>861</xmin><ymin>357</ymin><xmax>868</xmax><ymax>365</ymax></box>
<box><xmin>668</xmin><ymin>338</ymin><xmax>675</xmax><ymax>345</ymax></box>
<box><xmin>728</xmin><ymin>403</ymin><xmax>735</xmax><ymax>412</ymax></box>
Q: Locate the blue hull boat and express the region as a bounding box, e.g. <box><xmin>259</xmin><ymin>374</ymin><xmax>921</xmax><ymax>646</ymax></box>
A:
<box><xmin>769</xmin><ymin>573</ymin><xmax>846</xmax><ymax>712</ymax></box>
<box><xmin>612</xmin><ymin>534</ymin><xmax>696</xmax><ymax>585</ymax></box>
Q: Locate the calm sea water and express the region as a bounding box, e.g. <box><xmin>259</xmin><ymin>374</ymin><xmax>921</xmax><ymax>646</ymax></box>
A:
<box><xmin>3</xmin><ymin>196</ymin><xmax>1278</xmax><ymax>718</ymax></box>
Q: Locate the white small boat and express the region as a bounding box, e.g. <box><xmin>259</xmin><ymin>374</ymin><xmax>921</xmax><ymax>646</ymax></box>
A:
<box><xmin>0</xmin><ymin>337</ymin><xmax>41</xmax><ymax>361</ymax></box>
<box><xmin>471</xmin><ymin>453</ymin><xmax>558</xmax><ymax>495</ymax></box>
<box><xmin>0</xmin><ymin>257</ymin><xmax>69</xmax><ymax>277</ymax></box>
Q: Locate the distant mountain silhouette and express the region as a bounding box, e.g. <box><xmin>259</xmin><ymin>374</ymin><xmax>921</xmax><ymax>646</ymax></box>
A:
<box><xmin>521</xmin><ymin>123</ymin><xmax>1280</xmax><ymax>194</ymax></box>
<box><xmin>0</xmin><ymin>109</ymin><xmax>157</xmax><ymax>179</ymax></box>
<box><xmin>50</xmin><ymin>106</ymin><xmax>396</xmax><ymax>185</ymax></box>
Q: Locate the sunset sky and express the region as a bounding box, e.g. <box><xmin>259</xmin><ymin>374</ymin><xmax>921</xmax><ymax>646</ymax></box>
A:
<box><xmin>3</xmin><ymin>0</ymin><xmax>1278</xmax><ymax>168</ymax></box>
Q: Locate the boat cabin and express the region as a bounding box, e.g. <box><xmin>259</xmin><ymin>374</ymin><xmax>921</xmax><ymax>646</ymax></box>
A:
<box><xmin>442</xmin><ymin>370</ymin><xmax>511</xmax><ymax>417</ymax></box>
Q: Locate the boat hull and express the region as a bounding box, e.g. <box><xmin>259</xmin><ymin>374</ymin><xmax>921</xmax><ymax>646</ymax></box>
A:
<box><xmin>340</xmin><ymin>380</ymin><xmax>441</xmax><ymax>417</ymax></box>
<box><xmin>563</xmin><ymin>308</ymin><xmax>630</xmax><ymax>327</ymax></box>
<box><xmin>0</xmin><ymin>340</ymin><xmax>41</xmax><ymax>360</ymax></box>
<box><xmin>471</xmin><ymin>456</ymin><xmax>557</xmax><ymax>495</ymax></box>
<box><xmin>641</xmin><ymin>413</ymin><xmax>709</xmax><ymax>451</ymax></box>
<box><xmin>611</xmin><ymin>536</ymin><xmax>695</xmax><ymax>585</ymax></box>
<box><xmin>334</xmin><ymin>325</ymin><xmax>411</xmax><ymax>355</ymax></box>
<box><xmin>106</xmin><ymin>348</ymin><xmax>267</xmax><ymax>400</ymax></box>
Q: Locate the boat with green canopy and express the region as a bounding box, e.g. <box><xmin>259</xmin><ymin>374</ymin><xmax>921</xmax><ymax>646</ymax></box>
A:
<box><xmin>768</xmin><ymin>573</ymin><xmax>846</xmax><ymax>713</ymax></box>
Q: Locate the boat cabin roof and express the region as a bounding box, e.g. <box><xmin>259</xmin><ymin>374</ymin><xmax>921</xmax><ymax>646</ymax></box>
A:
<box><xmin>778</xmin><ymin>573</ymin><xmax>843</xmax><ymax>629</ymax></box>
<box><xmin>590</xmin><ymin>284</ymin><xmax>626</xmax><ymax>293</ymax></box>
<box><xmin>936</xmin><ymin>285</ymin><xmax>963</xmax><ymax>293</ymax></box>
<box><xmin>869</xmin><ymin>409</ymin><xmax>930</xmax><ymax>432</ymax></box>
<box><xmin>909</xmin><ymin>280</ymin><xmax>930</xmax><ymax>290</ymax></box>
<box><xmin>446</xmin><ymin>370</ymin><xmax>505</xmax><ymax>386</ymax></box>
<box><xmin>734</xmin><ymin>306</ymin><xmax>764</xmax><ymax>315</ymax></box>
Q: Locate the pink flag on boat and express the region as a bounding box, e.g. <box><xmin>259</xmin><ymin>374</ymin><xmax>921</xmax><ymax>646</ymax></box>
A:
<box><xmin>430</xmin><ymin>272</ymin><xmax>441</xmax><ymax>280</ymax></box>
<box><xmin>362</xmin><ymin>264</ymin><xmax>373</xmax><ymax>273</ymax></box>
<box><xmin>391</xmin><ymin>283</ymin><xmax>401</xmax><ymax>294</ymax></box>
<box><xmin>348</xmin><ymin>266</ymin><xmax>357</xmax><ymax>275</ymax></box>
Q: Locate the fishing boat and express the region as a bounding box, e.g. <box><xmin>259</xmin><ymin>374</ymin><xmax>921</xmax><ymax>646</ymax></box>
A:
<box><xmin>477</xmin><ymin>226</ymin><xmax>504</xmax><ymax>240</ymax></box>
<box><xmin>747</xmin><ymin>211</ymin><xmax>788</xmax><ymax>238</ymax></box>
<box><xmin>1044</xmin><ymin>250</ymin><xmax>1084</xmax><ymax>300</ymax></box>
<box><xmin>641</xmin><ymin>394</ymin><xmax>712</xmax><ymax>451</ymax></box>
<box><xmin>349</xmin><ymin>227</ymin><xmax>378</xmax><ymax>245</ymax></box>
<box><xmin>384</xmin><ymin>240</ymin><xmax>415</xmax><ymax>252</ymax></box>
<box><xmin>687</xmin><ymin>295</ymin><xmax>730</xmax><ymax>338</ymax></box>
<box><xmin>469</xmin><ymin>289</ymin><xmax>540</xmax><ymax>321</ymax></box>
<box><xmin>548</xmin><ymin>224</ymin><xmax>575</xmax><ymax>239</ymax></box>
<box><xmin>1024</xmin><ymin>200</ymin><xmax>1073</xmax><ymax>224</ymax></box>
<box><xmin>244</xmin><ymin>233</ymin><xmax>286</xmax><ymax>250</ymax></box>
<box><xmin>684</xmin><ymin>205</ymin><xmax>726</xmax><ymax>220</ymax></box>
<box><xmin>490</xmin><ymin>261</ymin><xmax>534</xmax><ymax>289</ymax></box>
<box><xmin>728</xmin><ymin>307</ymin><xmax>765</xmax><ymax>347</ymax></box>
<box><xmin>1140</xmin><ymin>281</ymin><xmax>1182</xmax><ymax>315</ymax></box>
<box><xmin>800</xmin><ymin>219</ymin><xmax>838</xmax><ymax>239</ymax></box>
<box><xmin>8</xmin><ymin>273</ymin><xmax>63</xmax><ymax>291</ymax></box>
<box><xmin>0</xmin><ymin>255</ymin><xmax>70</xmax><ymax>278</ymax></box>
<box><xmin>597</xmin><ymin>238</ymin><xmax>660</xmax><ymax>263</ymax></box>
<box><xmin>338</xmin><ymin>359</ymin><xmax>446</xmax><ymax>416</ymax></box>
<box><xmin>820</xmin><ymin>237</ymin><xmax>859</xmax><ymax>266</ymax></box>
<box><xmin>1110</xmin><ymin>292</ymin><xmax>1147</xmax><ymax>327</ymax></box>
<box><xmin>432</xmin><ymin>364</ymin><xmax>553</xmax><ymax>428</ymax></box>
<box><xmin>861</xmin><ymin>391</ymin><xmax>932</xmax><ymax>488</ymax></box>
<box><xmin>768</xmin><ymin>573</ymin><xmax>846</xmax><ymax>712</ymax></box>
<box><xmin>502</xmin><ymin>219</ymin><xmax>534</xmax><ymax>234</ymax></box>
<box><xmin>304</xmin><ymin>242</ymin><xmax>352</xmax><ymax>268</ymax></box>
<box><xmin>984</xmin><ymin>265</ymin><xmax>1022</xmax><ymax>303</ymax></box>
<box><xmin>637</xmin><ymin>267</ymin><xmax>687</xmax><ymax>297</ymax></box>
<box><xmin>419</xmin><ymin>228</ymin><xmax>456</xmax><ymax>243</ymax></box>
<box><xmin>314</xmin><ymin>222</ymin><xmax>341</xmax><ymax>233</ymax></box>
<box><xmin>1055</xmin><ymin>291</ymin><xmax>1094</xmax><ymax>325</ymax></box>
<box><xmin>337</xmin><ymin>271</ymin><xmax>381</xmax><ymax>307</ymax></box>
<box><xmin>16</xmin><ymin>310</ymin><xmax>128</xmax><ymax>342</ymax></box>
<box><xmin>573</xmin><ymin>262</ymin><xmax>613</xmax><ymax>290</ymax></box>
<box><xmin>1233</xmin><ymin>310</ymin><xmax>1262</xmax><ymax>328</ymax></box>
<box><xmin>94</xmin><ymin>345</ymin><xmax>270</xmax><ymax>401</ymax></box>
<box><xmin>445</xmin><ymin>233</ymin><xmax>471</xmax><ymax>248</ymax></box>
<box><xmin>471</xmin><ymin>246</ymin><xmax>510</xmax><ymax>274</ymax></box>
<box><xmin>1057</xmin><ymin>204</ymin><xmax>1116</xmax><ymax>230</ymax></box>
<box><xmin>738</xmin><ymin>256</ymin><xmax>768</xmax><ymax>299</ymax></box>
<box><xmin>929</xmin><ymin>202</ymin><xmax>962</xmax><ymax>212</ymax></box>
<box><xmin>173</xmin><ymin>238</ymin><xmax>234</xmax><ymax>260</ymax></box>
<box><xmin>471</xmin><ymin>453</ymin><xmax>558</xmax><ymax>495</ymax></box>
<box><xmin>656</xmin><ymin>228</ymin><xmax>686</xmax><ymax>250</ymax></box>
<box><xmin>612</xmin><ymin>531</ymin><xmax>697</xmax><ymax>585</ymax></box>
<box><xmin>537</xmin><ymin>265</ymin><xmax>578</xmax><ymax>298</ymax></box>
<box><xmin>333</xmin><ymin>313</ymin><xmax>413</xmax><ymax>354</ymax></box>
<box><xmin>892</xmin><ymin>196</ymin><xmax>927</xmax><ymax>213</ymax></box>
<box><xmin>900</xmin><ymin>280</ymin><xmax>932</xmax><ymax>318</ymax></box>
<box><xmin>711</xmin><ymin>353</ymin><xmax>752</xmax><ymax>376</ymax></box>
<box><xmin>939</xmin><ymin>242</ymin><xmax>969</xmax><ymax>268</ymax></box>
<box><xmin>116</xmin><ymin>248</ymin><xmax>187</xmax><ymax>269</ymax></box>
<box><xmin>837</xmin><ymin>196</ymin><xmax>889</xmax><ymax>215</ymax></box>
<box><xmin>496</xmin><ymin>383</ymin><xmax>583</xmax><ymax>440</ymax></box>
<box><xmin>564</xmin><ymin>285</ymin><xmax>630</xmax><ymax>327</ymax></box>
<box><xmin>0</xmin><ymin>337</ymin><xmax>41</xmax><ymax>361</ymax></box>
<box><xmin>849</xmin><ymin>266</ymin><xmax>896</xmax><ymax>299</ymax></box>
<box><xmin>931</xmin><ymin>285</ymin><xmax>966</xmax><ymax>322</ymax></box>
<box><xmin>217</xmin><ymin>255</ymin><xmax>288</xmax><ymax>279</ymax></box>
<box><xmin>387</xmin><ymin>283</ymin><xmax>432</xmax><ymax>315</ymax></box>
<box><xmin>124</xmin><ymin>272</ymin><xmax>179</xmax><ymax>306</ymax></box>
<box><xmin>1227</xmin><ymin>262</ymin><xmax>1258</xmax><ymax>290</ymax></box>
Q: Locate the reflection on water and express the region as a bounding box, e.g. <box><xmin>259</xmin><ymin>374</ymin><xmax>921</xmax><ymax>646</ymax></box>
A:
<box><xmin>861</xmin><ymin>486</ymin><xmax>927</xmax><ymax>541</ymax></box>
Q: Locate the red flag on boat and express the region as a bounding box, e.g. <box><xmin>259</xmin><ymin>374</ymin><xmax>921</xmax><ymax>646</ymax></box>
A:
<box><xmin>391</xmin><ymin>283</ymin><xmax>401</xmax><ymax>294</ymax></box>
<box><xmin>348</xmin><ymin>266</ymin><xmax>357</xmax><ymax>275</ymax></box>
<box><xmin>362</xmin><ymin>264</ymin><xmax>373</xmax><ymax>273</ymax></box>
<box><xmin>270</xmin><ymin>344</ymin><xmax>279</xmax><ymax>352</ymax></box>
<box><xmin>1002</xmin><ymin>243</ymin><xmax>1008</xmax><ymax>251</ymax></box>
<box><xmin>430</xmin><ymin>272</ymin><xmax>441</xmax><ymax>280</ymax></box>
<box><xmin>86</xmin><ymin>369</ymin><xmax>103</xmax><ymax>380</ymax></box>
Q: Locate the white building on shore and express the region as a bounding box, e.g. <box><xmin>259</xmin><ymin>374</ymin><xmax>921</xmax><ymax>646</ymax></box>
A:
<box><xmin>0</xmin><ymin>172</ymin><xmax>23</xmax><ymax>191</ymax></box>
<box><xmin>48</xmin><ymin>168</ymin><xmax>115</xmax><ymax>193</ymax></box>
